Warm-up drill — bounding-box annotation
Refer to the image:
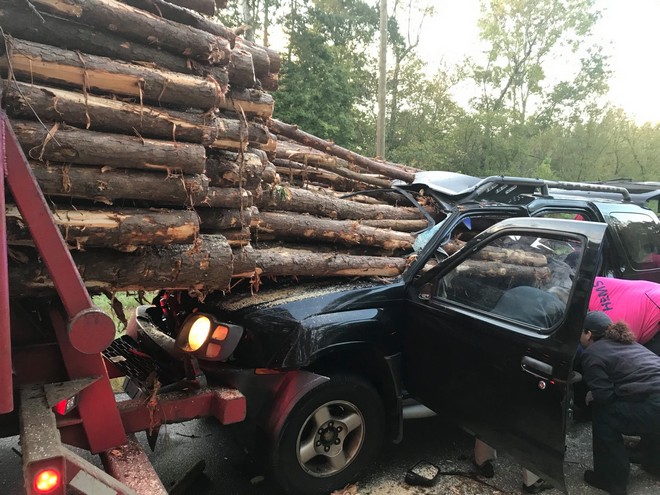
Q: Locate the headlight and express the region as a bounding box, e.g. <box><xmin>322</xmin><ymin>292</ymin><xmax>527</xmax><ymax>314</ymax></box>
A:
<box><xmin>175</xmin><ymin>313</ymin><xmax>244</xmax><ymax>361</ymax></box>
<box><xmin>187</xmin><ymin>316</ymin><xmax>211</xmax><ymax>351</ymax></box>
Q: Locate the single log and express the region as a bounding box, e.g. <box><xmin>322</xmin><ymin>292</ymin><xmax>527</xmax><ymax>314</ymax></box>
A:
<box><xmin>454</xmin><ymin>260</ymin><xmax>551</xmax><ymax>285</ymax></box>
<box><xmin>165</xmin><ymin>0</ymin><xmax>216</xmax><ymax>16</ymax></box>
<box><xmin>228</xmin><ymin>48</ymin><xmax>256</xmax><ymax>88</ymax></box>
<box><xmin>8</xmin><ymin>234</ymin><xmax>233</xmax><ymax>296</ymax></box>
<box><xmin>198</xmin><ymin>207</ymin><xmax>256</xmax><ymax>231</ymax></box>
<box><xmin>239</xmin><ymin>38</ymin><xmax>281</xmax><ymax>73</ymax></box>
<box><xmin>211</xmin><ymin>117</ymin><xmax>271</xmax><ymax>148</ymax></box>
<box><xmin>30</xmin><ymin>161</ymin><xmax>209</xmax><ymax>206</ymax></box>
<box><xmin>28</xmin><ymin>0</ymin><xmax>230</xmax><ymax>65</ymax></box>
<box><xmin>441</xmin><ymin>239</ymin><xmax>548</xmax><ymax>267</ymax></box>
<box><xmin>203</xmin><ymin>187</ymin><xmax>253</xmax><ymax>209</ymax></box>
<box><xmin>360</xmin><ymin>219</ymin><xmax>429</xmax><ymax>232</ymax></box>
<box><xmin>258</xmin><ymin>72</ymin><xmax>279</xmax><ymax>92</ymax></box>
<box><xmin>231</xmin><ymin>245</ymin><xmax>256</xmax><ymax>277</ymax></box>
<box><xmin>0</xmin><ymin>3</ymin><xmax>229</xmax><ymax>88</ymax></box>
<box><xmin>0</xmin><ymin>37</ymin><xmax>223</xmax><ymax>111</ymax></box>
<box><xmin>5</xmin><ymin>205</ymin><xmax>199</xmax><ymax>251</ymax></box>
<box><xmin>205</xmin><ymin>152</ymin><xmax>265</xmax><ymax>188</ymax></box>
<box><xmin>258</xmin><ymin>185</ymin><xmax>424</xmax><ymax>221</ymax></box>
<box><xmin>256</xmin><ymin>211</ymin><xmax>414</xmax><ymax>251</ymax></box>
<box><xmin>220</xmin><ymin>89</ymin><xmax>274</xmax><ymax>118</ymax></box>
<box><xmin>221</xmin><ymin>227</ymin><xmax>252</xmax><ymax>248</ymax></box>
<box><xmin>238</xmin><ymin>247</ymin><xmax>407</xmax><ymax>278</ymax></box>
<box><xmin>235</xmin><ymin>39</ymin><xmax>270</xmax><ymax>78</ymax></box>
<box><xmin>11</xmin><ymin>120</ymin><xmax>206</xmax><ymax>174</ymax></box>
<box><xmin>120</xmin><ymin>0</ymin><xmax>237</xmax><ymax>46</ymax></box>
<box><xmin>274</xmin><ymin>162</ymin><xmax>365</xmax><ymax>192</ymax></box>
<box><xmin>3</xmin><ymin>80</ymin><xmax>219</xmax><ymax>145</ymax></box>
<box><xmin>268</xmin><ymin>119</ymin><xmax>417</xmax><ymax>182</ymax></box>
<box><xmin>275</xmin><ymin>140</ymin><xmax>392</xmax><ymax>189</ymax></box>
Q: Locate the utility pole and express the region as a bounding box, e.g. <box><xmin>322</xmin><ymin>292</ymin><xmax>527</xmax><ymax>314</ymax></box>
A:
<box><xmin>376</xmin><ymin>0</ymin><xmax>387</xmax><ymax>158</ymax></box>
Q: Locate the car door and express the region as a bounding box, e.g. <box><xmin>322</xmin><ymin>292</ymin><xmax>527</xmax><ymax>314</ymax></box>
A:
<box><xmin>402</xmin><ymin>217</ymin><xmax>608</xmax><ymax>492</ymax></box>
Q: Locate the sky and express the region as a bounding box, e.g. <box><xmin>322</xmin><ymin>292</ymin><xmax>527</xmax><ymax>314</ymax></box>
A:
<box><xmin>417</xmin><ymin>0</ymin><xmax>660</xmax><ymax>125</ymax></box>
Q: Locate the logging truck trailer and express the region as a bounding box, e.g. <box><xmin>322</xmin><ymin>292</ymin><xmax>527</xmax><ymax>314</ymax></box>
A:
<box><xmin>0</xmin><ymin>109</ymin><xmax>247</xmax><ymax>495</ymax></box>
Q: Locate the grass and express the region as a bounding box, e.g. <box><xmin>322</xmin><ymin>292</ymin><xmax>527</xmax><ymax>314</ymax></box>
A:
<box><xmin>92</xmin><ymin>291</ymin><xmax>157</xmax><ymax>337</ymax></box>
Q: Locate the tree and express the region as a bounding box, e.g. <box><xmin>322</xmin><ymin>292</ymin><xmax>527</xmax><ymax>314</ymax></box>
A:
<box><xmin>274</xmin><ymin>0</ymin><xmax>379</xmax><ymax>150</ymax></box>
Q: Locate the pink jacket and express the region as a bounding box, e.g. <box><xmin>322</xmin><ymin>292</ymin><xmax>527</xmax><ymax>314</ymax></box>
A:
<box><xmin>589</xmin><ymin>277</ymin><xmax>660</xmax><ymax>344</ymax></box>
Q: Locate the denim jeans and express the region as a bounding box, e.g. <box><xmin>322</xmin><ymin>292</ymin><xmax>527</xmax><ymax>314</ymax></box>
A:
<box><xmin>592</xmin><ymin>394</ymin><xmax>660</xmax><ymax>494</ymax></box>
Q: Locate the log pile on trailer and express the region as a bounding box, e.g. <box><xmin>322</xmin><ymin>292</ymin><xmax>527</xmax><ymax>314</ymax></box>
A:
<box><xmin>0</xmin><ymin>0</ymin><xmax>426</xmax><ymax>297</ymax></box>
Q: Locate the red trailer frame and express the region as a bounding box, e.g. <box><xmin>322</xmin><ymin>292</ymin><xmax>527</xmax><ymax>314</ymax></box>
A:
<box><xmin>0</xmin><ymin>110</ymin><xmax>246</xmax><ymax>494</ymax></box>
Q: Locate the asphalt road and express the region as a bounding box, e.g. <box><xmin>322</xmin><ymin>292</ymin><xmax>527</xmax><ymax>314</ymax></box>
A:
<box><xmin>2</xmin><ymin>413</ymin><xmax>660</xmax><ymax>494</ymax></box>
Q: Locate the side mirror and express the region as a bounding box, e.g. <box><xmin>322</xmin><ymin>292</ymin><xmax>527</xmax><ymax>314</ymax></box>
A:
<box><xmin>418</xmin><ymin>283</ymin><xmax>432</xmax><ymax>301</ymax></box>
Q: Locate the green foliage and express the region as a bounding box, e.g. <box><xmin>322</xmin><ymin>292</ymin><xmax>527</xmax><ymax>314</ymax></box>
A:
<box><xmin>273</xmin><ymin>0</ymin><xmax>378</xmax><ymax>149</ymax></box>
<box><xmin>252</xmin><ymin>0</ymin><xmax>660</xmax><ymax>183</ymax></box>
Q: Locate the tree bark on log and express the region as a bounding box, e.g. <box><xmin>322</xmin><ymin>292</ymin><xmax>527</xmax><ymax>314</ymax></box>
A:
<box><xmin>198</xmin><ymin>207</ymin><xmax>256</xmax><ymax>230</ymax></box>
<box><xmin>235</xmin><ymin>39</ymin><xmax>270</xmax><ymax>78</ymax></box>
<box><xmin>205</xmin><ymin>152</ymin><xmax>267</xmax><ymax>188</ymax></box>
<box><xmin>232</xmin><ymin>246</ymin><xmax>407</xmax><ymax>278</ymax></box>
<box><xmin>3</xmin><ymin>80</ymin><xmax>219</xmax><ymax>145</ymax></box>
<box><xmin>28</xmin><ymin>0</ymin><xmax>231</xmax><ymax>65</ymax></box>
<box><xmin>203</xmin><ymin>187</ymin><xmax>254</xmax><ymax>209</ymax></box>
<box><xmin>454</xmin><ymin>260</ymin><xmax>551</xmax><ymax>285</ymax></box>
<box><xmin>219</xmin><ymin>227</ymin><xmax>252</xmax><ymax>247</ymax></box>
<box><xmin>268</xmin><ymin>119</ymin><xmax>419</xmax><ymax>182</ymax></box>
<box><xmin>258</xmin><ymin>73</ymin><xmax>279</xmax><ymax>92</ymax></box>
<box><xmin>360</xmin><ymin>219</ymin><xmax>429</xmax><ymax>232</ymax></box>
<box><xmin>257</xmin><ymin>211</ymin><xmax>414</xmax><ymax>251</ymax></box>
<box><xmin>231</xmin><ymin>245</ymin><xmax>256</xmax><ymax>277</ymax></box>
<box><xmin>0</xmin><ymin>37</ymin><xmax>223</xmax><ymax>111</ymax></box>
<box><xmin>238</xmin><ymin>38</ymin><xmax>281</xmax><ymax>73</ymax></box>
<box><xmin>5</xmin><ymin>205</ymin><xmax>199</xmax><ymax>251</ymax></box>
<box><xmin>165</xmin><ymin>0</ymin><xmax>216</xmax><ymax>16</ymax></box>
<box><xmin>8</xmin><ymin>234</ymin><xmax>233</xmax><ymax>296</ymax></box>
<box><xmin>0</xmin><ymin>3</ymin><xmax>230</xmax><ymax>88</ymax></box>
<box><xmin>220</xmin><ymin>89</ymin><xmax>274</xmax><ymax>118</ymax></box>
<box><xmin>11</xmin><ymin>120</ymin><xmax>206</xmax><ymax>174</ymax></box>
<box><xmin>258</xmin><ymin>186</ymin><xmax>424</xmax><ymax>221</ymax></box>
<box><xmin>120</xmin><ymin>0</ymin><xmax>237</xmax><ymax>46</ymax></box>
<box><xmin>441</xmin><ymin>239</ymin><xmax>548</xmax><ymax>267</ymax></box>
<box><xmin>30</xmin><ymin>161</ymin><xmax>209</xmax><ymax>206</ymax></box>
<box><xmin>228</xmin><ymin>48</ymin><xmax>256</xmax><ymax>88</ymax></box>
<box><xmin>210</xmin><ymin>118</ymin><xmax>271</xmax><ymax>148</ymax></box>
<box><xmin>275</xmin><ymin>141</ymin><xmax>392</xmax><ymax>189</ymax></box>
<box><xmin>274</xmin><ymin>161</ymin><xmax>368</xmax><ymax>192</ymax></box>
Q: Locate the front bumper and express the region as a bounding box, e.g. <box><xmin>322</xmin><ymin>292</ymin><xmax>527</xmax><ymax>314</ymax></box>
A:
<box><xmin>130</xmin><ymin>305</ymin><xmax>328</xmax><ymax>425</ymax></box>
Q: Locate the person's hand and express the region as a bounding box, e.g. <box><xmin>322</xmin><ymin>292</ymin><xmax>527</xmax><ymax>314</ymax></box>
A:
<box><xmin>585</xmin><ymin>391</ymin><xmax>594</xmax><ymax>406</ymax></box>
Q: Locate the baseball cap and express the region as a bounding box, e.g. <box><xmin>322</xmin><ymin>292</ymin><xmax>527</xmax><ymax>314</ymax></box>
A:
<box><xmin>584</xmin><ymin>311</ymin><xmax>612</xmax><ymax>337</ymax></box>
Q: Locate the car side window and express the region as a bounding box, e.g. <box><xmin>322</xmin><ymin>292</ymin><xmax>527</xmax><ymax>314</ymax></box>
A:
<box><xmin>434</xmin><ymin>233</ymin><xmax>584</xmax><ymax>330</ymax></box>
<box><xmin>608</xmin><ymin>212</ymin><xmax>660</xmax><ymax>270</ymax></box>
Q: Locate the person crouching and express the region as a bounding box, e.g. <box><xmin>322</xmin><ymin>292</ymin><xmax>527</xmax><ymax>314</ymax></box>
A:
<box><xmin>580</xmin><ymin>311</ymin><xmax>660</xmax><ymax>495</ymax></box>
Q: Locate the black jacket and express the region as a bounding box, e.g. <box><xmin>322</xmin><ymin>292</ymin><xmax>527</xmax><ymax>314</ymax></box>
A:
<box><xmin>582</xmin><ymin>339</ymin><xmax>660</xmax><ymax>404</ymax></box>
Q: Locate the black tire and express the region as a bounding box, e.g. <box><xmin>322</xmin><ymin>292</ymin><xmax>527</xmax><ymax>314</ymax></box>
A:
<box><xmin>268</xmin><ymin>374</ymin><xmax>385</xmax><ymax>495</ymax></box>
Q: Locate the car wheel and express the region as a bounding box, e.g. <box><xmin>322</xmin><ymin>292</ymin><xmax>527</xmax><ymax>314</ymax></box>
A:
<box><xmin>268</xmin><ymin>374</ymin><xmax>385</xmax><ymax>495</ymax></box>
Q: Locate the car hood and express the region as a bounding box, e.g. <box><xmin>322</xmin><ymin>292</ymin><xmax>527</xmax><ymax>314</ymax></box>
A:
<box><xmin>204</xmin><ymin>277</ymin><xmax>404</xmax><ymax>368</ymax></box>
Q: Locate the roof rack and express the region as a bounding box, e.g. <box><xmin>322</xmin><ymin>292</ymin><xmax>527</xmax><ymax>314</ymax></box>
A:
<box><xmin>473</xmin><ymin>176</ymin><xmax>632</xmax><ymax>203</ymax></box>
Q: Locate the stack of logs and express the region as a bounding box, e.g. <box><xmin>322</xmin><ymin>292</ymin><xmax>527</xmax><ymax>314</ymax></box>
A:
<box><xmin>1</xmin><ymin>0</ymin><xmax>428</xmax><ymax>298</ymax></box>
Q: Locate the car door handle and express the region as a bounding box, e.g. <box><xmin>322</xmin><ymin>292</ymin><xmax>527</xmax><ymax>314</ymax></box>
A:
<box><xmin>521</xmin><ymin>356</ymin><xmax>553</xmax><ymax>380</ymax></box>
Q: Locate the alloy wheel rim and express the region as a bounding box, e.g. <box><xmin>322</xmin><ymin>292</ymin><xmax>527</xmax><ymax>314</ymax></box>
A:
<box><xmin>295</xmin><ymin>399</ymin><xmax>365</xmax><ymax>477</ymax></box>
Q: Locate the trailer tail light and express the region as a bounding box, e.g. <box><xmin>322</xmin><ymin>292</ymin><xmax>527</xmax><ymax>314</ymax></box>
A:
<box><xmin>33</xmin><ymin>468</ymin><xmax>61</xmax><ymax>493</ymax></box>
<box><xmin>175</xmin><ymin>313</ymin><xmax>243</xmax><ymax>361</ymax></box>
<box><xmin>53</xmin><ymin>396</ymin><xmax>78</xmax><ymax>416</ymax></box>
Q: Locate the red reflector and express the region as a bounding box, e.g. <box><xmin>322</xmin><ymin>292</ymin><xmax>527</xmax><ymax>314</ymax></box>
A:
<box><xmin>34</xmin><ymin>468</ymin><xmax>60</xmax><ymax>493</ymax></box>
<box><xmin>205</xmin><ymin>342</ymin><xmax>222</xmax><ymax>359</ymax></box>
<box><xmin>212</xmin><ymin>325</ymin><xmax>229</xmax><ymax>341</ymax></box>
<box><xmin>54</xmin><ymin>400</ymin><xmax>67</xmax><ymax>416</ymax></box>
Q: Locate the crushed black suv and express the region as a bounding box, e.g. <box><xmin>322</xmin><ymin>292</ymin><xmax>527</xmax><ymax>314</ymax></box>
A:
<box><xmin>126</xmin><ymin>173</ymin><xmax>659</xmax><ymax>495</ymax></box>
